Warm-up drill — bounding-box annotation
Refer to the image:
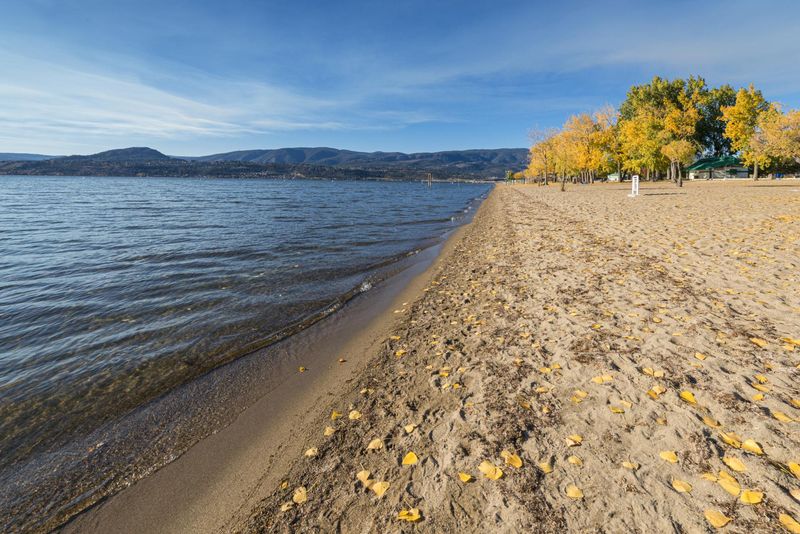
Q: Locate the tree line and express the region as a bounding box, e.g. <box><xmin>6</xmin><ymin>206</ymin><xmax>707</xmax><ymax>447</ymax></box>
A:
<box><xmin>522</xmin><ymin>76</ymin><xmax>800</xmax><ymax>188</ymax></box>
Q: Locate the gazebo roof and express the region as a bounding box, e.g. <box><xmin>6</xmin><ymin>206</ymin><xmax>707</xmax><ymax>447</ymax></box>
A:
<box><xmin>686</xmin><ymin>156</ymin><xmax>742</xmax><ymax>171</ymax></box>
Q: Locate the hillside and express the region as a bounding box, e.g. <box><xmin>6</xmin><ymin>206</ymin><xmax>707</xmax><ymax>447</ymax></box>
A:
<box><xmin>0</xmin><ymin>153</ymin><xmax>56</xmax><ymax>162</ymax></box>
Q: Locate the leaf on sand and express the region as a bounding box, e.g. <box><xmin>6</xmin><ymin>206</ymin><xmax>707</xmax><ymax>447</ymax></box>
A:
<box><xmin>702</xmin><ymin>416</ymin><xmax>721</xmax><ymax>428</ymax></box>
<box><xmin>752</xmin><ymin>393</ymin><xmax>765</xmax><ymax>402</ymax></box>
<box><xmin>780</xmin><ymin>513</ymin><xmax>800</xmax><ymax>534</ymax></box>
<box><xmin>742</xmin><ymin>439</ymin><xmax>764</xmax><ymax>455</ymax></box>
<box><xmin>723</xmin><ymin>456</ymin><xmax>746</xmax><ymax>472</ymax></box>
<box><xmin>622</xmin><ymin>461</ymin><xmax>639</xmax><ymax>470</ymax></box>
<box><xmin>659</xmin><ymin>450</ymin><xmax>678</xmax><ymax>463</ymax></box>
<box><xmin>565</xmin><ymin>484</ymin><xmax>583</xmax><ymax>499</ymax></box>
<box><xmin>324</xmin><ymin>426</ymin><xmax>336</xmax><ymax>436</ymax></box>
<box><xmin>704</xmin><ymin>509</ymin><xmax>732</xmax><ymax>529</ymax></box>
<box><xmin>672</xmin><ymin>479</ymin><xmax>693</xmax><ymax>493</ymax></box>
<box><xmin>567</xmin><ymin>455</ymin><xmax>583</xmax><ymax>466</ymax></box>
<box><xmin>331</xmin><ymin>410</ymin><xmax>343</xmax><ymax>420</ymax></box>
<box><xmin>591</xmin><ymin>374</ymin><xmax>613</xmax><ymax>384</ymax></box>
<box><xmin>789</xmin><ymin>488</ymin><xmax>800</xmax><ymax>502</ymax></box>
<box><xmin>280</xmin><ymin>501</ymin><xmax>294</xmax><ymax>512</ymax></box>
<box><xmin>571</xmin><ymin>389</ymin><xmax>589</xmax><ymax>403</ymax></box>
<box><xmin>647</xmin><ymin>385</ymin><xmax>667</xmax><ymax>399</ymax></box>
<box><xmin>367</xmin><ymin>439</ymin><xmax>383</xmax><ymax>451</ymax></box>
<box><xmin>789</xmin><ymin>462</ymin><xmax>800</xmax><ymax>479</ymax></box>
<box><xmin>680</xmin><ymin>391</ymin><xmax>698</xmax><ymax>405</ymax></box>
<box><xmin>790</xmin><ymin>399</ymin><xmax>800</xmax><ymax>409</ymax></box>
<box><xmin>701</xmin><ymin>472</ymin><xmax>718</xmax><ymax>481</ymax></box>
<box><xmin>404</xmin><ymin>423</ymin><xmax>417</xmax><ymax>433</ymax></box>
<box><xmin>740</xmin><ymin>490</ymin><xmax>763</xmax><ymax>504</ymax></box>
<box><xmin>538</xmin><ymin>461</ymin><xmax>553</xmax><ymax>474</ymax></box>
<box><xmin>773</xmin><ymin>410</ymin><xmax>793</xmax><ymax>422</ymax></box>
<box><xmin>292</xmin><ymin>486</ymin><xmax>308</xmax><ymax>504</ymax></box>
<box><xmin>458</xmin><ymin>472</ymin><xmax>473</xmax><ymax>483</ymax></box>
<box><xmin>694</xmin><ymin>352</ymin><xmax>707</xmax><ymax>361</ymax></box>
<box><xmin>348</xmin><ymin>410</ymin><xmax>362</xmax><ymax>420</ymax></box>
<box><xmin>356</xmin><ymin>470</ymin><xmax>372</xmax><ymax>487</ymax></box>
<box><xmin>298</xmin><ymin>366</ymin><xmax>307</xmax><ymax>373</ymax></box>
<box><xmin>304</xmin><ymin>447</ymin><xmax>318</xmax><ymax>457</ymax></box>
<box><xmin>719</xmin><ymin>431</ymin><xmax>742</xmax><ymax>449</ymax></box>
<box><xmin>500</xmin><ymin>450</ymin><xmax>523</xmax><ymax>468</ymax></box>
<box><xmin>402</xmin><ymin>452</ymin><xmax>419</xmax><ymax>465</ymax></box>
<box><xmin>750</xmin><ymin>337</ymin><xmax>769</xmax><ymax>348</ymax></box>
<box><xmin>751</xmin><ymin>382</ymin><xmax>770</xmax><ymax>392</ymax></box>
<box><xmin>478</xmin><ymin>460</ymin><xmax>503</xmax><ymax>480</ymax></box>
<box><xmin>718</xmin><ymin>471</ymin><xmax>741</xmax><ymax>496</ymax></box>
<box><xmin>566</xmin><ymin>434</ymin><xmax>583</xmax><ymax>447</ymax></box>
<box><xmin>395</xmin><ymin>349</ymin><xmax>407</xmax><ymax>357</ymax></box>
<box><xmin>371</xmin><ymin>481</ymin><xmax>389</xmax><ymax>497</ymax></box>
<box><xmin>610</xmin><ymin>406</ymin><xmax>625</xmax><ymax>414</ymax></box>
<box><xmin>397</xmin><ymin>508</ymin><xmax>421</xmax><ymax>522</ymax></box>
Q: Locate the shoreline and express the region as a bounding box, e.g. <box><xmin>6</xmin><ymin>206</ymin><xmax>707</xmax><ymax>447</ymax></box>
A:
<box><xmin>56</xmin><ymin>189</ymin><xmax>489</xmax><ymax>533</ymax></box>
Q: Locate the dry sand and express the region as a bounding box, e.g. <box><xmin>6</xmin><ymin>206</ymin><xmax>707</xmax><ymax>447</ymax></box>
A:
<box><xmin>236</xmin><ymin>181</ymin><xmax>800</xmax><ymax>533</ymax></box>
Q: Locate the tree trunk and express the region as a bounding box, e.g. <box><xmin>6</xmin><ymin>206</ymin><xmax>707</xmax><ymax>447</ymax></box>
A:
<box><xmin>677</xmin><ymin>164</ymin><xmax>683</xmax><ymax>187</ymax></box>
<box><xmin>560</xmin><ymin>174</ymin><xmax>566</xmax><ymax>192</ymax></box>
<box><xmin>753</xmin><ymin>162</ymin><xmax>759</xmax><ymax>181</ymax></box>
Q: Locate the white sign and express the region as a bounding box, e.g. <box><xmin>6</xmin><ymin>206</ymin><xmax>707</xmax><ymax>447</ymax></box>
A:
<box><xmin>628</xmin><ymin>174</ymin><xmax>640</xmax><ymax>197</ymax></box>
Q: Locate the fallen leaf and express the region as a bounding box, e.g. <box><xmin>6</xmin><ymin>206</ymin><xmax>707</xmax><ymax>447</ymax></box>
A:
<box><xmin>773</xmin><ymin>411</ymin><xmax>793</xmax><ymax>422</ymax></box>
<box><xmin>680</xmin><ymin>391</ymin><xmax>698</xmax><ymax>405</ymax></box>
<box><xmin>591</xmin><ymin>374</ymin><xmax>613</xmax><ymax>384</ymax></box>
<box><xmin>740</xmin><ymin>489</ymin><xmax>763</xmax><ymax>504</ymax></box>
<box><xmin>356</xmin><ymin>470</ymin><xmax>372</xmax><ymax>486</ymax></box>
<box><xmin>622</xmin><ymin>461</ymin><xmax>639</xmax><ymax>470</ymax></box>
<box><xmin>478</xmin><ymin>460</ymin><xmax>503</xmax><ymax>480</ymax></box>
<box><xmin>304</xmin><ymin>447</ymin><xmax>318</xmax><ymax>457</ymax></box>
<box><xmin>298</xmin><ymin>366</ymin><xmax>307</xmax><ymax>373</ymax></box>
<box><xmin>331</xmin><ymin>410</ymin><xmax>343</xmax><ymax>420</ymax></box>
<box><xmin>702</xmin><ymin>416</ymin><xmax>721</xmax><ymax>428</ymax></box>
<box><xmin>750</xmin><ymin>337</ymin><xmax>769</xmax><ymax>348</ymax></box>
<box><xmin>404</xmin><ymin>423</ymin><xmax>417</xmax><ymax>433</ymax></box>
<box><xmin>500</xmin><ymin>450</ymin><xmax>523</xmax><ymax>468</ymax></box>
<box><xmin>719</xmin><ymin>431</ymin><xmax>742</xmax><ymax>449</ymax></box>
<box><xmin>780</xmin><ymin>513</ymin><xmax>800</xmax><ymax>534</ymax></box>
<box><xmin>672</xmin><ymin>479</ymin><xmax>693</xmax><ymax>493</ymax></box>
<box><xmin>458</xmin><ymin>472</ymin><xmax>473</xmax><ymax>483</ymax></box>
<box><xmin>371</xmin><ymin>481</ymin><xmax>389</xmax><ymax>497</ymax></box>
<box><xmin>742</xmin><ymin>439</ymin><xmax>764</xmax><ymax>455</ymax></box>
<box><xmin>718</xmin><ymin>471</ymin><xmax>741</xmax><ymax>496</ymax></box>
<box><xmin>565</xmin><ymin>484</ymin><xmax>583</xmax><ymax>499</ymax></box>
<box><xmin>538</xmin><ymin>461</ymin><xmax>553</xmax><ymax>474</ymax></box>
<box><xmin>701</xmin><ymin>472</ymin><xmax>718</xmax><ymax>481</ymax></box>
<box><xmin>566</xmin><ymin>434</ymin><xmax>583</xmax><ymax>447</ymax></box>
<box><xmin>567</xmin><ymin>455</ymin><xmax>583</xmax><ymax>466</ymax></box>
<box><xmin>395</xmin><ymin>349</ymin><xmax>407</xmax><ymax>357</ymax></box>
<box><xmin>704</xmin><ymin>509</ymin><xmax>732</xmax><ymax>529</ymax></box>
<box><xmin>397</xmin><ymin>508</ymin><xmax>421</xmax><ymax>522</ymax></box>
<box><xmin>659</xmin><ymin>450</ymin><xmax>678</xmax><ymax>463</ymax></box>
<box><xmin>292</xmin><ymin>486</ymin><xmax>308</xmax><ymax>504</ymax></box>
<box><xmin>694</xmin><ymin>352</ymin><xmax>707</xmax><ymax>361</ymax></box>
<box><xmin>324</xmin><ymin>426</ymin><xmax>336</xmax><ymax>436</ymax></box>
<box><xmin>610</xmin><ymin>406</ymin><xmax>625</xmax><ymax>414</ymax></box>
<box><xmin>402</xmin><ymin>451</ymin><xmax>419</xmax><ymax>466</ymax></box>
<box><xmin>367</xmin><ymin>439</ymin><xmax>383</xmax><ymax>451</ymax></box>
<box><xmin>790</xmin><ymin>488</ymin><xmax>800</xmax><ymax>502</ymax></box>
<box><xmin>348</xmin><ymin>410</ymin><xmax>362</xmax><ymax>420</ymax></box>
<box><xmin>752</xmin><ymin>393</ymin><xmax>765</xmax><ymax>402</ymax></box>
<box><xmin>789</xmin><ymin>462</ymin><xmax>800</xmax><ymax>479</ymax></box>
<box><xmin>723</xmin><ymin>456</ymin><xmax>746</xmax><ymax>473</ymax></box>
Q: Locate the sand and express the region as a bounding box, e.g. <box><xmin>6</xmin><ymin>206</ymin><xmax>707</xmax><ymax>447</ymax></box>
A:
<box><xmin>235</xmin><ymin>181</ymin><xmax>800</xmax><ymax>533</ymax></box>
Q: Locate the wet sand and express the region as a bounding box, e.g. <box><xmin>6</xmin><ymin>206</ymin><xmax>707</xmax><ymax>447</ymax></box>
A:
<box><xmin>66</xmin><ymin>180</ymin><xmax>800</xmax><ymax>533</ymax></box>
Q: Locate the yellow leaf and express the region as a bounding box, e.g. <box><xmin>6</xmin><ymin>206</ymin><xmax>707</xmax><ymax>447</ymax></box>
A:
<box><xmin>292</xmin><ymin>486</ymin><xmax>308</xmax><ymax>504</ymax></box>
<box><xmin>331</xmin><ymin>410</ymin><xmax>343</xmax><ymax>420</ymax></box>
<box><xmin>535</xmin><ymin>386</ymin><xmax>551</xmax><ymax>394</ymax></box>
<box><xmin>680</xmin><ymin>391</ymin><xmax>697</xmax><ymax>405</ymax></box>
<box><xmin>298</xmin><ymin>366</ymin><xmax>307</xmax><ymax>373</ymax></box>
<box><xmin>402</xmin><ymin>451</ymin><xmax>419</xmax><ymax>465</ymax></box>
<box><xmin>773</xmin><ymin>410</ymin><xmax>793</xmax><ymax>422</ymax></box>
<box><xmin>694</xmin><ymin>352</ymin><xmax>707</xmax><ymax>361</ymax></box>
<box><xmin>566</xmin><ymin>434</ymin><xmax>583</xmax><ymax>447</ymax></box>
<box><xmin>356</xmin><ymin>470</ymin><xmax>371</xmax><ymax>486</ymax></box>
<box><xmin>659</xmin><ymin>450</ymin><xmax>678</xmax><ymax>463</ymax></box>
<box><xmin>395</xmin><ymin>349</ymin><xmax>407</xmax><ymax>357</ymax></box>
<box><xmin>750</xmin><ymin>337</ymin><xmax>768</xmax><ymax>348</ymax></box>
<box><xmin>500</xmin><ymin>450</ymin><xmax>523</xmax><ymax>468</ymax></box>
<box><xmin>610</xmin><ymin>406</ymin><xmax>625</xmax><ymax>414</ymax></box>
<box><xmin>740</xmin><ymin>490</ymin><xmax>763</xmax><ymax>504</ymax></box>
<box><xmin>404</xmin><ymin>423</ymin><xmax>417</xmax><ymax>433</ymax></box>
<box><xmin>591</xmin><ymin>374</ymin><xmax>613</xmax><ymax>384</ymax></box>
<box><xmin>752</xmin><ymin>393</ymin><xmax>765</xmax><ymax>402</ymax></box>
<box><xmin>672</xmin><ymin>479</ymin><xmax>692</xmax><ymax>493</ymax></box>
<box><xmin>719</xmin><ymin>431</ymin><xmax>742</xmax><ymax>449</ymax></box>
<box><xmin>782</xmin><ymin>337</ymin><xmax>800</xmax><ymax>346</ymax></box>
<box><xmin>367</xmin><ymin>439</ymin><xmax>383</xmax><ymax>451</ymax></box>
<box><xmin>718</xmin><ymin>471</ymin><xmax>741</xmax><ymax>496</ymax></box>
<box><xmin>397</xmin><ymin>508</ymin><xmax>421</xmax><ymax>522</ymax></box>
<box><xmin>304</xmin><ymin>447</ymin><xmax>318</xmax><ymax>457</ymax></box>
<box><xmin>754</xmin><ymin>374</ymin><xmax>769</xmax><ymax>384</ymax></box>
<box><xmin>702</xmin><ymin>416</ymin><xmax>721</xmax><ymax>428</ymax></box>
<box><xmin>704</xmin><ymin>509</ymin><xmax>732</xmax><ymax>529</ymax></box>
<box><xmin>788</xmin><ymin>462</ymin><xmax>800</xmax><ymax>479</ymax></box>
<box><xmin>642</xmin><ymin>367</ymin><xmax>655</xmax><ymax>376</ymax></box>
<box><xmin>723</xmin><ymin>456</ymin><xmax>746</xmax><ymax>473</ymax></box>
<box><xmin>790</xmin><ymin>399</ymin><xmax>800</xmax><ymax>409</ymax></box>
<box><xmin>701</xmin><ymin>472</ymin><xmax>718</xmax><ymax>481</ymax></box>
<box><xmin>478</xmin><ymin>460</ymin><xmax>503</xmax><ymax>480</ymax></box>
<box><xmin>371</xmin><ymin>481</ymin><xmax>389</xmax><ymax>497</ymax></box>
<box><xmin>790</xmin><ymin>488</ymin><xmax>800</xmax><ymax>502</ymax></box>
<box><xmin>280</xmin><ymin>501</ymin><xmax>294</xmax><ymax>512</ymax></box>
<box><xmin>780</xmin><ymin>513</ymin><xmax>800</xmax><ymax>534</ymax></box>
<box><xmin>742</xmin><ymin>439</ymin><xmax>764</xmax><ymax>455</ymax></box>
<box><xmin>565</xmin><ymin>484</ymin><xmax>583</xmax><ymax>499</ymax></box>
<box><xmin>571</xmin><ymin>389</ymin><xmax>589</xmax><ymax>403</ymax></box>
<box><xmin>538</xmin><ymin>461</ymin><xmax>553</xmax><ymax>474</ymax></box>
<box><xmin>656</xmin><ymin>417</ymin><xmax>668</xmax><ymax>425</ymax></box>
<box><xmin>622</xmin><ymin>461</ymin><xmax>639</xmax><ymax>470</ymax></box>
<box><xmin>323</xmin><ymin>426</ymin><xmax>336</xmax><ymax>436</ymax></box>
<box><xmin>567</xmin><ymin>455</ymin><xmax>583</xmax><ymax>466</ymax></box>
<box><xmin>458</xmin><ymin>472</ymin><xmax>473</xmax><ymax>483</ymax></box>
<box><xmin>348</xmin><ymin>410</ymin><xmax>362</xmax><ymax>420</ymax></box>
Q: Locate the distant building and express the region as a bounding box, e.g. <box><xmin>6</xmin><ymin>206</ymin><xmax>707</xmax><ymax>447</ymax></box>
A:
<box><xmin>606</xmin><ymin>172</ymin><xmax>621</xmax><ymax>182</ymax></box>
<box><xmin>686</xmin><ymin>156</ymin><xmax>749</xmax><ymax>180</ymax></box>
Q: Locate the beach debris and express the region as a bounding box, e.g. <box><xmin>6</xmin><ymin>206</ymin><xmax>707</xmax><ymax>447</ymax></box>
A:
<box><xmin>718</xmin><ymin>471</ymin><xmax>741</xmax><ymax>496</ymax></box>
<box><xmin>298</xmin><ymin>366</ymin><xmax>307</xmax><ymax>373</ymax></box>
<box><xmin>780</xmin><ymin>513</ymin><xmax>800</xmax><ymax>533</ymax></box>
<box><xmin>752</xmin><ymin>393</ymin><xmax>765</xmax><ymax>401</ymax></box>
<box><xmin>722</xmin><ymin>456</ymin><xmax>746</xmax><ymax>472</ymax></box>
<box><xmin>701</xmin><ymin>472</ymin><xmax>718</xmax><ymax>481</ymax></box>
<box><xmin>395</xmin><ymin>349</ymin><xmax>407</xmax><ymax>357</ymax></box>
<box><xmin>280</xmin><ymin>501</ymin><xmax>294</xmax><ymax>512</ymax></box>
<box><xmin>740</xmin><ymin>489</ymin><xmax>763</xmax><ymax>504</ymax></box>
<box><xmin>356</xmin><ymin>470</ymin><xmax>372</xmax><ymax>488</ymax></box>
<box><xmin>788</xmin><ymin>462</ymin><xmax>800</xmax><ymax>479</ymax></box>
<box><xmin>702</xmin><ymin>415</ymin><xmax>721</xmax><ymax>428</ymax></box>
<box><xmin>292</xmin><ymin>486</ymin><xmax>308</xmax><ymax>504</ymax></box>
<box><xmin>571</xmin><ymin>389</ymin><xmax>588</xmax><ymax>404</ymax></box>
<box><xmin>500</xmin><ymin>450</ymin><xmax>522</xmax><ymax>468</ymax></box>
<box><xmin>348</xmin><ymin>410</ymin><xmax>362</xmax><ymax>420</ymax></box>
<box><xmin>402</xmin><ymin>451</ymin><xmax>419</xmax><ymax>465</ymax></box>
<box><xmin>567</xmin><ymin>455</ymin><xmax>582</xmax><ymax>466</ymax></box>
<box><xmin>642</xmin><ymin>367</ymin><xmax>665</xmax><ymax>378</ymax></box>
<box><xmin>565</xmin><ymin>484</ymin><xmax>583</xmax><ymax>499</ymax></box>
<box><xmin>742</xmin><ymin>439</ymin><xmax>764</xmax><ymax>455</ymax></box>
<box><xmin>671</xmin><ymin>479</ymin><xmax>692</xmax><ymax>493</ymax></box>
<box><xmin>403</xmin><ymin>423</ymin><xmax>417</xmax><ymax>433</ymax></box>
<box><xmin>478</xmin><ymin>460</ymin><xmax>503</xmax><ymax>480</ymax></box>
<box><xmin>610</xmin><ymin>406</ymin><xmax>625</xmax><ymax>414</ymax></box>
<box><xmin>458</xmin><ymin>472</ymin><xmax>473</xmax><ymax>483</ymax></box>
<box><xmin>694</xmin><ymin>352</ymin><xmax>707</xmax><ymax>361</ymax></box>
<box><xmin>704</xmin><ymin>509</ymin><xmax>732</xmax><ymax>529</ymax></box>
<box><xmin>591</xmin><ymin>374</ymin><xmax>613</xmax><ymax>384</ymax></box>
<box><xmin>371</xmin><ymin>481</ymin><xmax>390</xmax><ymax>497</ymax></box>
<box><xmin>622</xmin><ymin>461</ymin><xmax>639</xmax><ymax>470</ymax></box>
<box><xmin>566</xmin><ymin>434</ymin><xmax>583</xmax><ymax>447</ymax></box>
<box><xmin>750</xmin><ymin>337</ymin><xmax>769</xmax><ymax>348</ymax></box>
<box><xmin>397</xmin><ymin>508</ymin><xmax>422</xmax><ymax>522</ymax></box>
<box><xmin>790</xmin><ymin>488</ymin><xmax>800</xmax><ymax>502</ymax></box>
<box><xmin>366</xmin><ymin>438</ymin><xmax>383</xmax><ymax>451</ymax></box>
<box><xmin>304</xmin><ymin>447</ymin><xmax>318</xmax><ymax>457</ymax></box>
<box><xmin>772</xmin><ymin>410</ymin><xmax>793</xmax><ymax>422</ymax></box>
<box><xmin>679</xmin><ymin>391</ymin><xmax>698</xmax><ymax>405</ymax></box>
<box><xmin>719</xmin><ymin>431</ymin><xmax>742</xmax><ymax>449</ymax></box>
<box><xmin>323</xmin><ymin>426</ymin><xmax>336</xmax><ymax>436</ymax></box>
<box><xmin>538</xmin><ymin>461</ymin><xmax>553</xmax><ymax>474</ymax></box>
<box><xmin>338</xmin><ymin>358</ymin><xmax>347</xmax><ymax>363</ymax></box>
<box><xmin>331</xmin><ymin>410</ymin><xmax>343</xmax><ymax>420</ymax></box>
<box><xmin>647</xmin><ymin>385</ymin><xmax>666</xmax><ymax>399</ymax></box>
<box><xmin>659</xmin><ymin>450</ymin><xmax>678</xmax><ymax>463</ymax></box>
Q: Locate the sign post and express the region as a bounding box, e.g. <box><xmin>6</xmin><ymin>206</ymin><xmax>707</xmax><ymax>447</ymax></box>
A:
<box><xmin>628</xmin><ymin>174</ymin><xmax>640</xmax><ymax>197</ymax></box>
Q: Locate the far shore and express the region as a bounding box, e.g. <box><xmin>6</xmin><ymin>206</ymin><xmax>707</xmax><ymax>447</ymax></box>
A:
<box><xmin>68</xmin><ymin>181</ymin><xmax>800</xmax><ymax>533</ymax></box>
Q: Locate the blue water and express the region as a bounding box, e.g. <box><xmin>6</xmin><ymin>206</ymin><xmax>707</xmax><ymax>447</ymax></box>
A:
<box><xmin>0</xmin><ymin>176</ymin><xmax>490</xmax><ymax>474</ymax></box>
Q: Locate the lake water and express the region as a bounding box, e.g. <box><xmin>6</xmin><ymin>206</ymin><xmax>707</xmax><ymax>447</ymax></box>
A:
<box><xmin>0</xmin><ymin>175</ymin><xmax>490</xmax><ymax>530</ymax></box>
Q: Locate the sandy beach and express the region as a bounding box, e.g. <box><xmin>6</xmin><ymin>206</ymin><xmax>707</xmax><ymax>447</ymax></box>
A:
<box><xmin>66</xmin><ymin>180</ymin><xmax>800</xmax><ymax>533</ymax></box>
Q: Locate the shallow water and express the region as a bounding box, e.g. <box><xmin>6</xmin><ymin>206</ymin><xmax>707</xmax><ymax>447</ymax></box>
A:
<box><xmin>0</xmin><ymin>176</ymin><xmax>489</xmax><ymax>477</ymax></box>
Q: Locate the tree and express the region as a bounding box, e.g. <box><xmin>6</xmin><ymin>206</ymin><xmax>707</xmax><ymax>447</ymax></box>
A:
<box><xmin>696</xmin><ymin>84</ymin><xmax>736</xmax><ymax>156</ymax></box>
<box><xmin>757</xmin><ymin>106</ymin><xmax>800</xmax><ymax>164</ymax></box>
<box><xmin>721</xmin><ymin>85</ymin><xmax>771</xmax><ymax>179</ymax></box>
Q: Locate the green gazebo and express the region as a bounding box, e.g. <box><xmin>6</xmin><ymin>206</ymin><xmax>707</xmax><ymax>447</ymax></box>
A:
<box><xmin>686</xmin><ymin>156</ymin><xmax>749</xmax><ymax>180</ymax></box>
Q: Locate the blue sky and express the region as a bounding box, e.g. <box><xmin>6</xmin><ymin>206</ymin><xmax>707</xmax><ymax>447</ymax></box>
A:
<box><xmin>2</xmin><ymin>0</ymin><xmax>800</xmax><ymax>155</ymax></box>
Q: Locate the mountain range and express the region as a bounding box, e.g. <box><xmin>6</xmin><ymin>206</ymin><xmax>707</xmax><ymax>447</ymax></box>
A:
<box><xmin>0</xmin><ymin>146</ymin><xmax>528</xmax><ymax>180</ymax></box>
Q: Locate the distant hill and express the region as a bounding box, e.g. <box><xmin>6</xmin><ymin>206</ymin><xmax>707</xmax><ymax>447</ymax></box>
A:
<box><xmin>194</xmin><ymin>147</ymin><xmax>528</xmax><ymax>172</ymax></box>
<box><xmin>60</xmin><ymin>147</ymin><xmax>172</xmax><ymax>162</ymax></box>
<box><xmin>0</xmin><ymin>153</ymin><xmax>56</xmax><ymax>162</ymax></box>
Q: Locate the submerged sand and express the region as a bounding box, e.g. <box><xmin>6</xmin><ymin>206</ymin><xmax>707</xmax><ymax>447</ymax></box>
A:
<box><xmin>237</xmin><ymin>181</ymin><xmax>800</xmax><ymax>533</ymax></box>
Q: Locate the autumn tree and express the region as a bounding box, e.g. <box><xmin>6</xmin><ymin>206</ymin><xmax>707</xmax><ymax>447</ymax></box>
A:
<box><xmin>721</xmin><ymin>85</ymin><xmax>772</xmax><ymax>179</ymax></box>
